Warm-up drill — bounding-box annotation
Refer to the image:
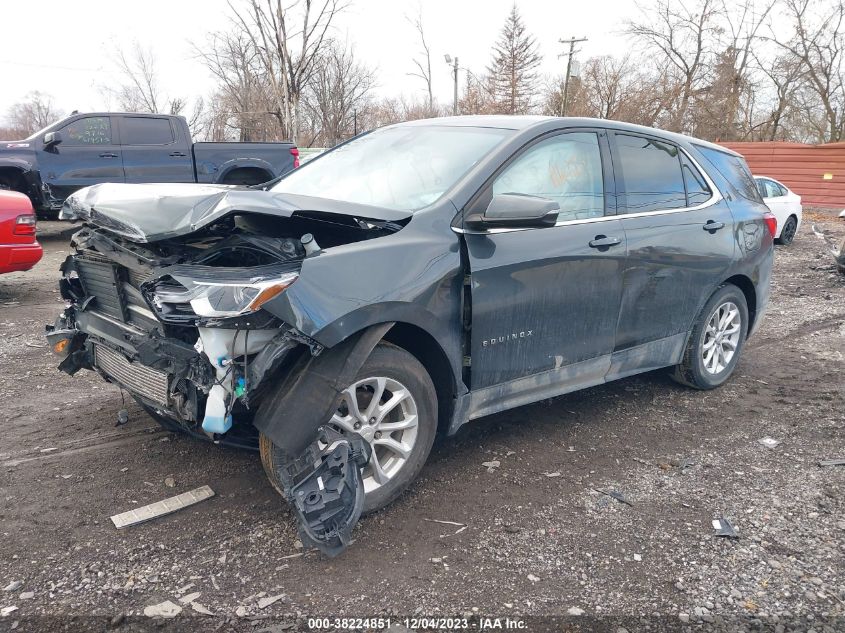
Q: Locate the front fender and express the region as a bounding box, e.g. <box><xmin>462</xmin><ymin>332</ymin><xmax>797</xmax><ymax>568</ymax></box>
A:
<box><xmin>253</xmin><ymin>322</ymin><xmax>394</xmax><ymax>455</ymax></box>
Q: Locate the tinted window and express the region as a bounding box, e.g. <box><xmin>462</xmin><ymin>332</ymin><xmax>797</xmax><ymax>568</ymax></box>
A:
<box><xmin>273</xmin><ymin>126</ymin><xmax>508</xmax><ymax>211</ymax></box>
<box><xmin>681</xmin><ymin>154</ymin><xmax>712</xmax><ymax>206</ymax></box>
<box><xmin>616</xmin><ymin>134</ymin><xmax>686</xmax><ymax>213</ymax></box>
<box><xmin>121</xmin><ymin>117</ymin><xmax>174</xmax><ymax>145</ymax></box>
<box><xmin>492</xmin><ymin>132</ymin><xmax>604</xmax><ymax>221</ymax></box>
<box><xmin>61</xmin><ymin>117</ymin><xmax>112</xmax><ymax>145</ymax></box>
<box><xmin>697</xmin><ymin>146</ymin><xmax>762</xmax><ymax>202</ymax></box>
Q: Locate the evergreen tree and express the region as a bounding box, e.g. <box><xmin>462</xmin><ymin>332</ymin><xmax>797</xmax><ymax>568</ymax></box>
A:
<box><xmin>486</xmin><ymin>5</ymin><xmax>542</xmax><ymax>114</ymax></box>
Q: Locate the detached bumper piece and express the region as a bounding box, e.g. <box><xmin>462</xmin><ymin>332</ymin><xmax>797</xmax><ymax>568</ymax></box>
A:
<box><xmin>285</xmin><ymin>428</ymin><xmax>371</xmax><ymax>557</ymax></box>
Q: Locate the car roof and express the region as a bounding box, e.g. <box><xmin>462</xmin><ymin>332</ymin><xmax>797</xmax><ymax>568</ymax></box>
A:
<box><xmin>391</xmin><ymin>115</ymin><xmax>741</xmax><ymax>156</ymax></box>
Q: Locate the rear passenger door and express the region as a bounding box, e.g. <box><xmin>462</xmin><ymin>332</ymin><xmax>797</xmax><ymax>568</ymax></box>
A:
<box><xmin>118</xmin><ymin>115</ymin><xmax>194</xmax><ymax>183</ymax></box>
<box><xmin>608</xmin><ymin>132</ymin><xmax>735</xmax><ymax>378</ymax></box>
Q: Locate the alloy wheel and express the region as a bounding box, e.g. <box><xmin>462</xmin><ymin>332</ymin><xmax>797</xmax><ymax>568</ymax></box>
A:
<box><xmin>781</xmin><ymin>218</ymin><xmax>797</xmax><ymax>243</ymax></box>
<box><xmin>701</xmin><ymin>301</ymin><xmax>741</xmax><ymax>375</ymax></box>
<box><xmin>329</xmin><ymin>376</ymin><xmax>419</xmax><ymax>494</ymax></box>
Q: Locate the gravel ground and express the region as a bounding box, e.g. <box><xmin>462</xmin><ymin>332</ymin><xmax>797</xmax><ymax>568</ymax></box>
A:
<box><xmin>0</xmin><ymin>214</ymin><xmax>843</xmax><ymax>632</ymax></box>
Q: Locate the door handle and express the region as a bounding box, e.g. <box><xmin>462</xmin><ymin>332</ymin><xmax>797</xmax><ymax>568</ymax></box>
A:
<box><xmin>98</xmin><ymin>152</ymin><xmax>118</xmax><ymax>158</ymax></box>
<box><xmin>703</xmin><ymin>220</ymin><xmax>725</xmax><ymax>232</ymax></box>
<box><xmin>169</xmin><ymin>151</ymin><xmax>187</xmax><ymax>157</ymax></box>
<box><xmin>588</xmin><ymin>235</ymin><xmax>622</xmax><ymax>249</ymax></box>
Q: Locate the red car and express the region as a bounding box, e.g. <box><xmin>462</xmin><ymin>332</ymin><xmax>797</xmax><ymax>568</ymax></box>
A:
<box><xmin>0</xmin><ymin>190</ymin><xmax>42</xmax><ymax>274</ymax></box>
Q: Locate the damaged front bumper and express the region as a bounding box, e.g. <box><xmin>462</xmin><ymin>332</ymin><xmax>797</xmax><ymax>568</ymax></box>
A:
<box><xmin>47</xmin><ymin>306</ymin><xmax>370</xmax><ymax>556</ymax></box>
<box><xmin>47</xmin><ymin>233</ymin><xmax>373</xmax><ymax>556</ymax></box>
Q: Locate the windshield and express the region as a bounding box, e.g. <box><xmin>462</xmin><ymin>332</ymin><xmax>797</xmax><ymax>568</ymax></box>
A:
<box><xmin>272</xmin><ymin>125</ymin><xmax>509</xmax><ymax>211</ymax></box>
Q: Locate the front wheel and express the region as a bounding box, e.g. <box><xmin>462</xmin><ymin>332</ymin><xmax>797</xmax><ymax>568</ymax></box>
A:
<box><xmin>672</xmin><ymin>285</ymin><xmax>749</xmax><ymax>390</ymax></box>
<box><xmin>260</xmin><ymin>342</ymin><xmax>437</xmax><ymax>514</ymax></box>
<box><xmin>776</xmin><ymin>215</ymin><xmax>798</xmax><ymax>245</ymax></box>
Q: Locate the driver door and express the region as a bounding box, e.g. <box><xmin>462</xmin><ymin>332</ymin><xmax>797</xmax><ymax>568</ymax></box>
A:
<box><xmin>38</xmin><ymin>115</ymin><xmax>125</xmax><ymax>202</ymax></box>
<box><xmin>461</xmin><ymin>129</ymin><xmax>626</xmax><ymax>415</ymax></box>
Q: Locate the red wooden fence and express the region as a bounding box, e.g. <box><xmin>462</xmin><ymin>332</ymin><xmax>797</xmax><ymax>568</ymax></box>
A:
<box><xmin>719</xmin><ymin>141</ymin><xmax>845</xmax><ymax>209</ymax></box>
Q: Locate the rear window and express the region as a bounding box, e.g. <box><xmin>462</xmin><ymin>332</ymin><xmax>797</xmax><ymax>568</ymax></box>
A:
<box><xmin>696</xmin><ymin>146</ymin><xmax>762</xmax><ymax>203</ymax></box>
<box><xmin>121</xmin><ymin>117</ymin><xmax>175</xmax><ymax>145</ymax></box>
<box><xmin>616</xmin><ymin>133</ymin><xmax>686</xmax><ymax>213</ymax></box>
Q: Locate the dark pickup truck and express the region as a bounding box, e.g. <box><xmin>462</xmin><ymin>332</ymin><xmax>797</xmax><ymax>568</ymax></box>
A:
<box><xmin>0</xmin><ymin>112</ymin><xmax>299</xmax><ymax>218</ymax></box>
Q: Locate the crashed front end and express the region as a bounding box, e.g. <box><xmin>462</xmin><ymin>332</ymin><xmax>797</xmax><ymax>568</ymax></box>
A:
<box><xmin>46</xmin><ymin>183</ymin><xmax>403</xmax><ymax>555</ymax></box>
<box><xmin>48</xmin><ymin>226</ymin><xmax>305</xmax><ymax>436</ymax></box>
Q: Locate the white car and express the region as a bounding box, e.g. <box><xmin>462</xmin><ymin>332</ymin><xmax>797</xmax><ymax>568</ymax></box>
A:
<box><xmin>754</xmin><ymin>176</ymin><xmax>802</xmax><ymax>245</ymax></box>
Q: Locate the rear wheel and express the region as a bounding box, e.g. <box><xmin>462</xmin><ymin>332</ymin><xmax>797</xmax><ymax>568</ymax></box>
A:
<box><xmin>260</xmin><ymin>342</ymin><xmax>437</xmax><ymax>513</ymax></box>
<box><xmin>220</xmin><ymin>167</ymin><xmax>272</xmax><ymax>186</ymax></box>
<box><xmin>672</xmin><ymin>285</ymin><xmax>749</xmax><ymax>390</ymax></box>
<box><xmin>776</xmin><ymin>215</ymin><xmax>798</xmax><ymax>245</ymax></box>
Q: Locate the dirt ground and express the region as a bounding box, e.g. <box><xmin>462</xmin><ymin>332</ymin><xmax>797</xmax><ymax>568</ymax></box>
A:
<box><xmin>0</xmin><ymin>214</ymin><xmax>843</xmax><ymax>632</ymax></box>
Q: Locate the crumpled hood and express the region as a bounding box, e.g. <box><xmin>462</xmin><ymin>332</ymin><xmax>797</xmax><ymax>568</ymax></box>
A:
<box><xmin>61</xmin><ymin>182</ymin><xmax>412</xmax><ymax>243</ymax></box>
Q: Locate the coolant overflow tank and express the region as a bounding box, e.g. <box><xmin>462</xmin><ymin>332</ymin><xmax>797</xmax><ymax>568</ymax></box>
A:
<box><xmin>301</xmin><ymin>233</ymin><xmax>320</xmax><ymax>255</ymax></box>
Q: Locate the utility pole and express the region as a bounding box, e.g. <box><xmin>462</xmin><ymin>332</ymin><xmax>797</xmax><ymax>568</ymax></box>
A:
<box><xmin>558</xmin><ymin>36</ymin><xmax>587</xmax><ymax>117</ymax></box>
<box><xmin>445</xmin><ymin>54</ymin><xmax>459</xmax><ymax>116</ymax></box>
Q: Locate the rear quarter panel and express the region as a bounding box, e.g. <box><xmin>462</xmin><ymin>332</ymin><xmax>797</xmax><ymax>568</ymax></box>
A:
<box><xmin>693</xmin><ymin>147</ymin><xmax>774</xmax><ymax>335</ymax></box>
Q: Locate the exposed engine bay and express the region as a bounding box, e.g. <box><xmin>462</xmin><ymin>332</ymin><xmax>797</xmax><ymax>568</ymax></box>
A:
<box><xmin>47</xmin><ymin>184</ymin><xmax>408</xmax><ymax>555</ymax></box>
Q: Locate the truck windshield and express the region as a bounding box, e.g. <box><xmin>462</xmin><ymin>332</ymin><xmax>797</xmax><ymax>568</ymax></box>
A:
<box><xmin>272</xmin><ymin>125</ymin><xmax>509</xmax><ymax>211</ymax></box>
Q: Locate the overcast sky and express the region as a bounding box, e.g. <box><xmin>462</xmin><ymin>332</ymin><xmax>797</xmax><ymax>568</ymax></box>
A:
<box><xmin>0</xmin><ymin>0</ymin><xmax>642</xmax><ymax>122</ymax></box>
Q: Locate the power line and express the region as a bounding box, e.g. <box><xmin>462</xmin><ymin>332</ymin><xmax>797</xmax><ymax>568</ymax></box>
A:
<box><xmin>558</xmin><ymin>37</ymin><xmax>588</xmax><ymax>117</ymax></box>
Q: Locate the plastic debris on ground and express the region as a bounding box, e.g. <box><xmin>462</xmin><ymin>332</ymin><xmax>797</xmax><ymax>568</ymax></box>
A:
<box><xmin>712</xmin><ymin>517</ymin><xmax>739</xmax><ymax>539</ymax></box>
<box><xmin>110</xmin><ymin>485</ymin><xmax>215</xmax><ymax>528</ymax></box>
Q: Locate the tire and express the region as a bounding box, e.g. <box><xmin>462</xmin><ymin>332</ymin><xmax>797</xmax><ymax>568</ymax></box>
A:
<box><xmin>220</xmin><ymin>168</ymin><xmax>272</xmax><ymax>186</ymax></box>
<box><xmin>260</xmin><ymin>342</ymin><xmax>438</xmax><ymax>514</ymax></box>
<box><xmin>776</xmin><ymin>215</ymin><xmax>798</xmax><ymax>245</ymax></box>
<box><xmin>672</xmin><ymin>284</ymin><xmax>749</xmax><ymax>390</ymax></box>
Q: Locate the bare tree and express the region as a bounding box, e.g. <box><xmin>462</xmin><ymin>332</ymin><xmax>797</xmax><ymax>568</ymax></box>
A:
<box><xmin>195</xmin><ymin>30</ymin><xmax>275</xmax><ymax>140</ymax></box>
<box><xmin>752</xmin><ymin>51</ymin><xmax>804</xmax><ymax>140</ymax></box>
<box><xmin>2</xmin><ymin>91</ymin><xmax>64</xmax><ymax>138</ymax></box>
<box><xmin>227</xmin><ymin>0</ymin><xmax>348</xmax><ymax>144</ymax></box>
<box><xmin>407</xmin><ymin>8</ymin><xmax>434</xmax><ymax>115</ymax></box>
<box><xmin>486</xmin><ymin>5</ymin><xmax>543</xmax><ymax>114</ymax></box>
<box><xmin>459</xmin><ymin>71</ymin><xmax>497</xmax><ymax>115</ymax></box>
<box><xmin>773</xmin><ymin>0</ymin><xmax>845</xmax><ymax>142</ymax></box>
<box><xmin>302</xmin><ymin>42</ymin><xmax>375</xmax><ymax>146</ymax></box>
<box><xmin>110</xmin><ymin>42</ymin><xmax>163</xmax><ymax>113</ymax></box>
<box><xmin>705</xmin><ymin>0</ymin><xmax>776</xmax><ymax>140</ymax></box>
<box><xmin>627</xmin><ymin>0</ymin><xmax>720</xmax><ymax>133</ymax></box>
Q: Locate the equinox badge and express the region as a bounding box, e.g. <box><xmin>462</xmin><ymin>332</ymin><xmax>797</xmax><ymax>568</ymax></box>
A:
<box><xmin>482</xmin><ymin>330</ymin><xmax>533</xmax><ymax>347</ymax></box>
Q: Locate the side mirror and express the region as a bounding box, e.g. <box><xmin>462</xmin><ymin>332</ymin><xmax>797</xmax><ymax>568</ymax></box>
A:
<box><xmin>43</xmin><ymin>131</ymin><xmax>62</xmax><ymax>147</ymax></box>
<box><xmin>465</xmin><ymin>193</ymin><xmax>560</xmax><ymax>230</ymax></box>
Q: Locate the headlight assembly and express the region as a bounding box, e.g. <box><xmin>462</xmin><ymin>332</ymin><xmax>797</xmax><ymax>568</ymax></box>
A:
<box><xmin>151</xmin><ymin>271</ymin><xmax>298</xmax><ymax>319</ymax></box>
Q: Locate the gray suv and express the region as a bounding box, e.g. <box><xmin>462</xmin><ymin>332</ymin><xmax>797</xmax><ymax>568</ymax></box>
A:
<box><xmin>49</xmin><ymin>116</ymin><xmax>773</xmax><ymax>554</ymax></box>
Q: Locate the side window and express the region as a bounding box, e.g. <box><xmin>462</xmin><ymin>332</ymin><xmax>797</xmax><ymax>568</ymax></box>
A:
<box><xmin>60</xmin><ymin>117</ymin><xmax>112</xmax><ymax>145</ymax></box>
<box><xmin>681</xmin><ymin>154</ymin><xmax>712</xmax><ymax>206</ymax></box>
<box><xmin>764</xmin><ymin>180</ymin><xmax>778</xmax><ymax>198</ymax></box>
<box><xmin>773</xmin><ymin>182</ymin><xmax>788</xmax><ymax>197</ymax></box>
<box><xmin>616</xmin><ymin>134</ymin><xmax>686</xmax><ymax>213</ymax></box>
<box><xmin>756</xmin><ymin>179</ymin><xmax>767</xmax><ymax>199</ymax></box>
<box><xmin>491</xmin><ymin>132</ymin><xmax>604</xmax><ymax>221</ymax></box>
<box><xmin>121</xmin><ymin>117</ymin><xmax>175</xmax><ymax>145</ymax></box>
<box><xmin>696</xmin><ymin>146</ymin><xmax>762</xmax><ymax>203</ymax></box>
